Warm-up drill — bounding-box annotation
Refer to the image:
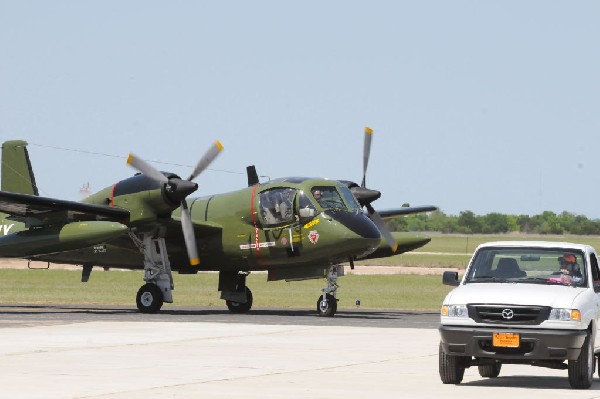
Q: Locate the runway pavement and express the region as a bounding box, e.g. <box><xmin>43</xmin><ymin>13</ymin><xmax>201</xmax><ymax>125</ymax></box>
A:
<box><xmin>1</xmin><ymin>306</ymin><xmax>599</xmax><ymax>398</ymax></box>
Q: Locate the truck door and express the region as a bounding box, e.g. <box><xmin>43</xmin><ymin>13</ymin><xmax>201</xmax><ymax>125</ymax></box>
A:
<box><xmin>590</xmin><ymin>252</ymin><xmax>600</xmax><ymax>350</ymax></box>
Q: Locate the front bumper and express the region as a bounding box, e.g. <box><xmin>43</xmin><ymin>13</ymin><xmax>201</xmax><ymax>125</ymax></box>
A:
<box><xmin>439</xmin><ymin>325</ymin><xmax>587</xmax><ymax>361</ymax></box>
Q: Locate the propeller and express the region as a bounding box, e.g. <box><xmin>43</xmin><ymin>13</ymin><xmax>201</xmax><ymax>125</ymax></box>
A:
<box><xmin>351</xmin><ymin>127</ymin><xmax>398</xmax><ymax>253</ymax></box>
<box><xmin>127</xmin><ymin>141</ymin><xmax>224</xmax><ymax>266</ymax></box>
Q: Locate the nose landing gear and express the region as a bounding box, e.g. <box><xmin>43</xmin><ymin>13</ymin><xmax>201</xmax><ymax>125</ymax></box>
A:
<box><xmin>317</xmin><ymin>265</ymin><xmax>342</xmax><ymax>317</ymax></box>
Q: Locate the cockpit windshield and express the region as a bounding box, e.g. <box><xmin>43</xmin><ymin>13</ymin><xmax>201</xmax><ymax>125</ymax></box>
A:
<box><xmin>465</xmin><ymin>247</ymin><xmax>587</xmax><ymax>287</ymax></box>
<box><xmin>310</xmin><ymin>186</ymin><xmax>344</xmax><ymax>210</ymax></box>
<box><xmin>310</xmin><ymin>185</ymin><xmax>361</xmax><ymax>212</ymax></box>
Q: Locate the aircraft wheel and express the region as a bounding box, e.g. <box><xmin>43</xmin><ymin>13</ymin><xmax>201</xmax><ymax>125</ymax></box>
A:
<box><xmin>317</xmin><ymin>294</ymin><xmax>337</xmax><ymax>317</ymax></box>
<box><xmin>226</xmin><ymin>287</ymin><xmax>253</xmax><ymax>313</ymax></box>
<box><xmin>136</xmin><ymin>283</ymin><xmax>164</xmax><ymax>313</ymax></box>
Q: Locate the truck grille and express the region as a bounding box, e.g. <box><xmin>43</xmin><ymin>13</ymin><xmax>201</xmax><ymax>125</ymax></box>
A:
<box><xmin>468</xmin><ymin>304</ymin><xmax>551</xmax><ymax>325</ymax></box>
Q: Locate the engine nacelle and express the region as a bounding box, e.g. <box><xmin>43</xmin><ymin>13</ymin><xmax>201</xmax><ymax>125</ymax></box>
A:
<box><xmin>85</xmin><ymin>173</ymin><xmax>197</xmax><ymax>223</ymax></box>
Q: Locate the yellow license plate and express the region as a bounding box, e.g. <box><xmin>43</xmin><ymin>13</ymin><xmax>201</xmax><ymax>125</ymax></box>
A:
<box><xmin>493</xmin><ymin>333</ymin><xmax>520</xmax><ymax>347</ymax></box>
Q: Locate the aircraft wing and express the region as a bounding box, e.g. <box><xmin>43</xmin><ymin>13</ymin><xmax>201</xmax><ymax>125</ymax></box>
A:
<box><xmin>0</xmin><ymin>191</ymin><xmax>130</xmax><ymax>226</ymax></box>
<box><xmin>377</xmin><ymin>205</ymin><xmax>438</xmax><ymax>220</ymax></box>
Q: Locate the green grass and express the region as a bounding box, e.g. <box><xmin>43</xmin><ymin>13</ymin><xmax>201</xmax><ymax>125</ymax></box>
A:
<box><xmin>0</xmin><ymin>269</ymin><xmax>452</xmax><ymax>311</ymax></box>
<box><xmin>354</xmin><ymin>233</ymin><xmax>600</xmax><ymax>269</ymax></box>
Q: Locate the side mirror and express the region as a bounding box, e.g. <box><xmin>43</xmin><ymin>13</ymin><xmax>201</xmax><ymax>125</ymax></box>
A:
<box><xmin>442</xmin><ymin>271</ymin><xmax>460</xmax><ymax>286</ymax></box>
<box><xmin>299</xmin><ymin>208</ymin><xmax>315</xmax><ymax>218</ymax></box>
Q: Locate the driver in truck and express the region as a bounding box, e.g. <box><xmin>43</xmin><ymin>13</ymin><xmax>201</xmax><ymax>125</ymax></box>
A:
<box><xmin>558</xmin><ymin>253</ymin><xmax>583</xmax><ymax>284</ymax></box>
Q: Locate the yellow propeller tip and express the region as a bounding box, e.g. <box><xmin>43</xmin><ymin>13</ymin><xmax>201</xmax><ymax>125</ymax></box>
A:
<box><xmin>126</xmin><ymin>153</ymin><xmax>134</xmax><ymax>165</ymax></box>
<box><xmin>365</xmin><ymin>127</ymin><xmax>373</xmax><ymax>135</ymax></box>
<box><xmin>190</xmin><ymin>258</ymin><xmax>200</xmax><ymax>266</ymax></box>
<box><xmin>392</xmin><ymin>243</ymin><xmax>398</xmax><ymax>253</ymax></box>
<box><xmin>215</xmin><ymin>140</ymin><xmax>224</xmax><ymax>151</ymax></box>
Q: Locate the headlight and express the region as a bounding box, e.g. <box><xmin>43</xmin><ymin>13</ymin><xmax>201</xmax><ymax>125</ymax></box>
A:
<box><xmin>548</xmin><ymin>308</ymin><xmax>581</xmax><ymax>321</ymax></box>
<box><xmin>441</xmin><ymin>304</ymin><xmax>468</xmax><ymax>318</ymax></box>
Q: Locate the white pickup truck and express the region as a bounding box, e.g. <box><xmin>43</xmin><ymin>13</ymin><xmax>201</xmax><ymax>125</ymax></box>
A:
<box><xmin>439</xmin><ymin>241</ymin><xmax>600</xmax><ymax>389</ymax></box>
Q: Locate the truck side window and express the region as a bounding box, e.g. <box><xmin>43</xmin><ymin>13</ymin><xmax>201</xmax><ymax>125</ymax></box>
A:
<box><xmin>590</xmin><ymin>253</ymin><xmax>600</xmax><ymax>291</ymax></box>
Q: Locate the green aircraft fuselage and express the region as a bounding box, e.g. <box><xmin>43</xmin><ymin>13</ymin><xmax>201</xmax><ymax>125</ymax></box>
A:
<box><xmin>0</xmin><ymin>173</ymin><xmax>430</xmax><ymax>275</ymax></box>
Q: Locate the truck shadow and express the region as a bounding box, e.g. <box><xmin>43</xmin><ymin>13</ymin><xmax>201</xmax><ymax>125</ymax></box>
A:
<box><xmin>463</xmin><ymin>375</ymin><xmax>600</xmax><ymax>390</ymax></box>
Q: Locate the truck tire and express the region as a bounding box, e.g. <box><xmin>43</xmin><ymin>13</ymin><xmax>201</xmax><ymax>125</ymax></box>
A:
<box><xmin>478</xmin><ymin>362</ymin><xmax>501</xmax><ymax>378</ymax></box>
<box><xmin>568</xmin><ymin>331</ymin><xmax>594</xmax><ymax>389</ymax></box>
<box><xmin>439</xmin><ymin>342</ymin><xmax>466</xmax><ymax>384</ymax></box>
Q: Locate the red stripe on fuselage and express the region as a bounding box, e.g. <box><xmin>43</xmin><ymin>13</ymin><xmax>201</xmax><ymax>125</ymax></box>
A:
<box><xmin>250</xmin><ymin>184</ymin><xmax>262</xmax><ymax>259</ymax></box>
<box><xmin>110</xmin><ymin>184</ymin><xmax>116</xmax><ymax>207</ymax></box>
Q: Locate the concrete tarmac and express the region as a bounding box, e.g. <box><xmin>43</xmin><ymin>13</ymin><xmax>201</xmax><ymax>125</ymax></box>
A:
<box><xmin>2</xmin><ymin>315</ymin><xmax>600</xmax><ymax>398</ymax></box>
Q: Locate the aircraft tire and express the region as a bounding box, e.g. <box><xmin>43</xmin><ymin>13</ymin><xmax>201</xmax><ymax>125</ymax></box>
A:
<box><xmin>226</xmin><ymin>287</ymin><xmax>253</xmax><ymax>313</ymax></box>
<box><xmin>317</xmin><ymin>294</ymin><xmax>337</xmax><ymax>317</ymax></box>
<box><xmin>136</xmin><ymin>283</ymin><xmax>164</xmax><ymax>313</ymax></box>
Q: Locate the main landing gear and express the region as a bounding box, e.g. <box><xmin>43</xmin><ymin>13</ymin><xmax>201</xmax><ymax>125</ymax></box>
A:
<box><xmin>129</xmin><ymin>231</ymin><xmax>174</xmax><ymax>313</ymax></box>
<box><xmin>317</xmin><ymin>265</ymin><xmax>342</xmax><ymax>317</ymax></box>
<box><xmin>219</xmin><ymin>271</ymin><xmax>253</xmax><ymax>313</ymax></box>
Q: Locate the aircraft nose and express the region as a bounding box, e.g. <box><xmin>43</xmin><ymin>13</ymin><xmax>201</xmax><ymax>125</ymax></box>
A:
<box><xmin>326</xmin><ymin>211</ymin><xmax>381</xmax><ymax>239</ymax></box>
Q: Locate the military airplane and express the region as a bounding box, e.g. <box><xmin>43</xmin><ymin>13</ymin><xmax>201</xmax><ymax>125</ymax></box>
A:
<box><xmin>0</xmin><ymin>129</ymin><xmax>436</xmax><ymax>316</ymax></box>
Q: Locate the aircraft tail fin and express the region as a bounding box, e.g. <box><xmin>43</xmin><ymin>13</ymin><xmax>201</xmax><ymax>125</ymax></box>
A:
<box><xmin>1</xmin><ymin>140</ymin><xmax>39</xmax><ymax>195</ymax></box>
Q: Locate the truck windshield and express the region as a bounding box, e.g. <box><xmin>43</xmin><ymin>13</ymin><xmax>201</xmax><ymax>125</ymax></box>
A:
<box><xmin>465</xmin><ymin>247</ymin><xmax>587</xmax><ymax>287</ymax></box>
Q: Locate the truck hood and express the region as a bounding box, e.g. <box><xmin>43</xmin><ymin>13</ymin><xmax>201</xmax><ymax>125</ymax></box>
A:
<box><xmin>446</xmin><ymin>283</ymin><xmax>585</xmax><ymax>309</ymax></box>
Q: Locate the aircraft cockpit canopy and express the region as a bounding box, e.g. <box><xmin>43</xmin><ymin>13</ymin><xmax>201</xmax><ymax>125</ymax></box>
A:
<box><xmin>258</xmin><ymin>183</ymin><xmax>363</xmax><ymax>227</ymax></box>
<box><xmin>259</xmin><ymin>188</ymin><xmax>296</xmax><ymax>226</ymax></box>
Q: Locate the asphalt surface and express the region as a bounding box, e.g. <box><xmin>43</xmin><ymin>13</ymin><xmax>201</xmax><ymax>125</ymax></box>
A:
<box><xmin>0</xmin><ymin>304</ymin><xmax>439</xmax><ymax>329</ymax></box>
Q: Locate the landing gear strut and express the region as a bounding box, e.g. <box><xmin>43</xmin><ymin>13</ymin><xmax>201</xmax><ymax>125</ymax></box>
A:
<box><xmin>129</xmin><ymin>230</ymin><xmax>174</xmax><ymax>313</ymax></box>
<box><xmin>317</xmin><ymin>265</ymin><xmax>342</xmax><ymax>317</ymax></box>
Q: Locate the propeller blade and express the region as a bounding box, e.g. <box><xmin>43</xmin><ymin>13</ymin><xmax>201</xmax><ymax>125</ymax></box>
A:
<box><xmin>361</xmin><ymin>127</ymin><xmax>373</xmax><ymax>188</ymax></box>
<box><xmin>126</xmin><ymin>153</ymin><xmax>169</xmax><ymax>183</ymax></box>
<box><xmin>188</xmin><ymin>140</ymin><xmax>224</xmax><ymax>181</ymax></box>
<box><xmin>366</xmin><ymin>204</ymin><xmax>398</xmax><ymax>253</ymax></box>
<box><xmin>180</xmin><ymin>201</ymin><xmax>200</xmax><ymax>266</ymax></box>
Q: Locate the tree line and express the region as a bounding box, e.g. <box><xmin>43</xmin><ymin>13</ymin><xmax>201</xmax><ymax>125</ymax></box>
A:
<box><xmin>388</xmin><ymin>210</ymin><xmax>600</xmax><ymax>235</ymax></box>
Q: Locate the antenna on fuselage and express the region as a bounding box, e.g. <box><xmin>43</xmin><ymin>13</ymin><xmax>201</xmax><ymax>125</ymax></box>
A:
<box><xmin>247</xmin><ymin>165</ymin><xmax>259</xmax><ymax>186</ymax></box>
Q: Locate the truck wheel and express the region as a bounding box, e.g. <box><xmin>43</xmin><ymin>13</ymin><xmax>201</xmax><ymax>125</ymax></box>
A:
<box><xmin>478</xmin><ymin>362</ymin><xmax>501</xmax><ymax>378</ymax></box>
<box><xmin>439</xmin><ymin>342</ymin><xmax>466</xmax><ymax>384</ymax></box>
<box><xmin>568</xmin><ymin>331</ymin><xmax>594</xmax><ymax>389</ymax></box>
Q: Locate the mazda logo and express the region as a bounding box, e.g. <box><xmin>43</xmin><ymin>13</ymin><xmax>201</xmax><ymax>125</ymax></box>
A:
<box><xmin>501</xmin><ymin>309</ymin><xmax>514</xmax><ymax>319</ymax></box>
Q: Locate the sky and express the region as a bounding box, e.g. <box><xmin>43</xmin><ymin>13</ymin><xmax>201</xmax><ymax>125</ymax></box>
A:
<box><xmin>1</xmin><ymin>1</ymin><xmax>600</xmax><ymax>218</ymax></box>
